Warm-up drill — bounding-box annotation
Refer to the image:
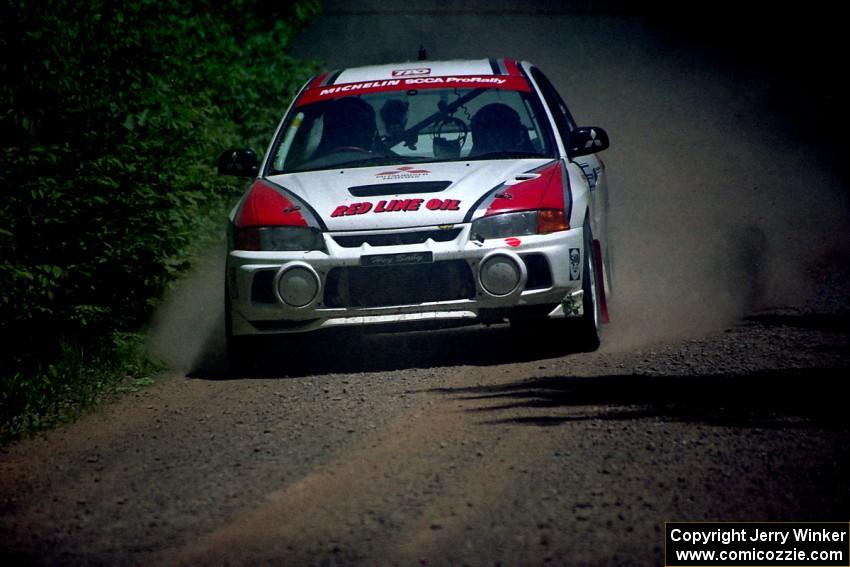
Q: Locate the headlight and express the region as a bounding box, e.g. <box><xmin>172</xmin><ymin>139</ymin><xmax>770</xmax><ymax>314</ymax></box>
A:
<box><xmin>471</xmin><ymin>209</ymin><xmax>569</xmax><ymax>240</ymax></box>
<box><xmin>471</xmin><ymin>211</ymin><xmax>538</xmax><ymax>240</ymax></box>
<box><xmin>234</xmin><ymin>227</ymin><xmax>325</xmax><ymax>251</ymax></box>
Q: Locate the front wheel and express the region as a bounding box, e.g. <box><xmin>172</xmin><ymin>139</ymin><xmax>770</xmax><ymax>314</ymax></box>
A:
<box><xmin>224</xmin><ymin>283</ymin><xmax>253</xmax><ymax>374</ymax></box>
<box><xmin>569</xmin><ymin>223</ymin><xmax>601</xmax><ymax>351</ymax></box>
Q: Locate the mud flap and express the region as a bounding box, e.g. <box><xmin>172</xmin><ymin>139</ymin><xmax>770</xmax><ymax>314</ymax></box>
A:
<box><xmin>592</xmin><ymin>238</ymin><xmax>610</xmax><ymax>324</ymax></box>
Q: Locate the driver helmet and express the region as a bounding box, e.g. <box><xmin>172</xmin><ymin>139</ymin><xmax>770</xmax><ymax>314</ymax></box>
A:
<box><xmin>379</xmin><ymin>99</ymin><xmax>408</xmax><ymax>136</ymax></box>
<box><xmin>317</xmin><ymin>97</ymin><xmax>377</xmax><ymax>153</ymax></box>
<box><xmin>470</xmin><ymin>103</ymin><xmax>525</xmax><ymax>155</ymax></box>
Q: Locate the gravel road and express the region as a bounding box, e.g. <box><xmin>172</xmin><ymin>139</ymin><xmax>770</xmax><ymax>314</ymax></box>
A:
<box><xmin>2</xmin><ymin>295</ymin><xmax>849</xmax><ymax>565</ymax></box>
<box><xmin>3</xmin><ymin>3</ymin><xmax>849</xmax><ymax>565</ymax></box>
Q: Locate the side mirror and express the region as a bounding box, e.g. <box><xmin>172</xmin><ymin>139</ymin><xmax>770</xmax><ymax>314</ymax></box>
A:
<box><xmin>217</xmin><ymin>148</ymin><xmax>259</xmax><ymax>177</ymax></box>
<box><xmin>567</xmin><ymin>127</ymin><xmax>609</xmax><ymax>158</ymax></box>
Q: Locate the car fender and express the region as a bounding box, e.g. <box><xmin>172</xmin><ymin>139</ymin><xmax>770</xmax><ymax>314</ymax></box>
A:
<box><xmin>567</xmin><ymin>157</ymin><xmax>611</xmax><ymax>302</ymax></box>
<box><xmin>566</xmin><ymin>160</ymin><xmax>591</xmax><ymax>231</ymax></box>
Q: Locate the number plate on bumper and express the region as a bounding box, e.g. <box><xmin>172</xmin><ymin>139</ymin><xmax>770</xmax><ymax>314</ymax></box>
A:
<box><xmin>360</xmin><ymin>252</ymin><xmax>434</xmax><ymax>267</ymax></box>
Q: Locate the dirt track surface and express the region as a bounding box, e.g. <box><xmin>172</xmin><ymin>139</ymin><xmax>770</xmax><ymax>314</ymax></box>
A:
<box><xmin>4</xmin><ymin>3</ymin><xmax>850</xmax><ymax>565</ymax></box>
<box><xmin>2</xmin><ymin>304</ymin><xmax>850</xmax><ymax>565</ymax></box>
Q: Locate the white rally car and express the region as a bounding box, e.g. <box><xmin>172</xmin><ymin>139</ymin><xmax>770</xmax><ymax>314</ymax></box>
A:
<box><xmin>219</xmin><ymin>58</ymin><xmax>611</xmax><ymax>363</ymax></box>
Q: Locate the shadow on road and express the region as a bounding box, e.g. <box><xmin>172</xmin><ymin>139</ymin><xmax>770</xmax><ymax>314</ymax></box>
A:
<box><xmin>427</xmin><ymin>368</ymin><xmax>850</xmax><ymax>429</ymax></box>
<box><xmin>191</xmin><ymin>322</ymin><xmax>591</xmax><ymax>380</ymax></box>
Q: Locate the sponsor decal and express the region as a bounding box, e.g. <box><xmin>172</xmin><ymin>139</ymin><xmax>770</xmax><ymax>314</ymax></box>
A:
<box><xmin>400</xmin><ymin>76</ymin><xmax>507</xmax><ymax>86</ymax></box>
<box><xmin>569</xmin><ymin>248</ymin><xmax>581</xmax><ymax>280</ymax></box>
<box><xmin>505</xmin><ymin>237</ymin><xmax>521</xmax><ymax>247</ymax></box>
<box><xmin>330</xmin><ymin>198</ymin><xmax>462</xmax><ymax>218</ymax></box>
<box><xmin>376</xmin><ymin>165</ymin><xmax>431</xmax><ymax>179</ymax></box>
<box><xmin>321</xmin><ymin>79</ymin><xmax>402</xmax><ymax>96</ymax></box>
<box><xmin>319</xmin><ymin>77</ymin><xmax>508</xmax><ymax>98</ymax></box>
<box><xmin>297</xmin><ymin>75</ymin><xmax>531</xmax><ymax>105</ymax></box>
<box><xmin>392</xmin><ymin>68</ymin><xmax>431</xmax><ymax>77</ymax></box>
<box><xmin>425</xmin><ymin>199</ymin><xmax>461</xmax><ymax>211</ymax></box>
<box><xmin>577</xmin><ymin>162</ymin><xmax>598</xmax><ymax>189</ymax></box>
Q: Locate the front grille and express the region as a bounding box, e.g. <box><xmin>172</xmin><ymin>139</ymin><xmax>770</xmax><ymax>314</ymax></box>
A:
<box><xmin>522</xmin><ymin>254</ymin><xmax>553</xmax><ymax>290</ymax></box>
<box><xmin>332</xmin><ymin>228</ymin><xmax>461</xmax><ymax>248</ymax></box>
<box><xmin>251</xmin><ymin>270</ymin><xmax>277</xmax><ymax>303</ymax></box>
<box><xmin>323</xmin><ymin>260</ymin><xmax>475</xmax><ymax>308</ymax></box>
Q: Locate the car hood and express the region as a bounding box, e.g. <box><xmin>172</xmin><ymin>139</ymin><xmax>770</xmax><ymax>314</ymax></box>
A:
<box><xmin>266</xmin><ymin>159</ymin><xmax>554</xmax><ymax>231</ymax></box>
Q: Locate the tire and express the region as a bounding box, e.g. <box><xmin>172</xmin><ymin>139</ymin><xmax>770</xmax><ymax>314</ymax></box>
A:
<box><xmin>570</xmin><ymin>221</ymin><xmax>601</xmax><ymax>351</ymax></box>
<box><xmin>224</xmin><ymin>283</ymin><xmax>252</xmax><ymax>374</ymax></box>
<box><xmin>509</xmin><ymin>223</ymin><xmax>601</xmax><ymax>352</ymax></box>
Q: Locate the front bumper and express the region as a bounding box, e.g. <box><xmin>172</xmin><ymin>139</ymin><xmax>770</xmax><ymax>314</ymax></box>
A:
<box><xmin>227</xmin><ymin>223</ymin><xmax>587</xmax><ymax>336</ymax></box>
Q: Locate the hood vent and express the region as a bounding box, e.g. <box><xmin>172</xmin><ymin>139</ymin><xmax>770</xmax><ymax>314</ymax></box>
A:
<box><xmin>348</xmin><ymin>181</ymin><xmax>452</xmax><ymax>197</ymax></box>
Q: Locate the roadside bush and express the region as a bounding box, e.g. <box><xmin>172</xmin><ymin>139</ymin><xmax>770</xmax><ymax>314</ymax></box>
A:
<box><xmin>0</xmin><ymin>0</ymin><xmax>320</xmax><ymax>440</ymax></box>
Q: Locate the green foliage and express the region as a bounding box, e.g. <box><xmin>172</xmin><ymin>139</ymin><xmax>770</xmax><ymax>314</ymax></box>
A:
<box><xmin>0</xmin><ymin>331</ymin><xmax>161</xmax><ymax>443</ymax></box>
<box><xmin>0</xmin><ymin>0</ymin><xmax>321</xmax><ymax>438</ymax></box>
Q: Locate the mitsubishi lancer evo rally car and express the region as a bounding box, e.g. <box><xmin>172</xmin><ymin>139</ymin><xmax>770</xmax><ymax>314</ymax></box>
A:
<box><xmin>218</xmin><ymin>58</ymin><xmax>611</xmax><ymax>363</ymax></box>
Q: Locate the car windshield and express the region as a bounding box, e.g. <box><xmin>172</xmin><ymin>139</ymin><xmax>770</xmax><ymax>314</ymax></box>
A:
<box><xmin>268</xmin><ymin>86</ymin><xmax>556</xmax><ymax>174</ymax></box>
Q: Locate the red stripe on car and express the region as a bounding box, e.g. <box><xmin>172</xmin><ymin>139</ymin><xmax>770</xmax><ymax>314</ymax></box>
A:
<box><xmin>235</xmin><ymin>180</ymin><xmax>308</xmax><ymax>228</ymax></box>
<box><xmin>309</xmin><ymin>72</ymin><xmax>329</xmax><ymax>89</ymax></box>
<box><xmin>503</xmin><ymin>59</ymin><xmax>521</xmax><ymax>75</ymax></box>
<box><xmin>484</xmin><ymin>161</ymin><xmax>564</xmax><ymax>216</ymax></box>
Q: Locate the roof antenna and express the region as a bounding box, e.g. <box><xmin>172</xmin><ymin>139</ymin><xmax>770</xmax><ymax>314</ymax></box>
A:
<box><xmin>418</xmin><ymin>45</ymin><xmax>427</xmax><ymax>61</ymax></box>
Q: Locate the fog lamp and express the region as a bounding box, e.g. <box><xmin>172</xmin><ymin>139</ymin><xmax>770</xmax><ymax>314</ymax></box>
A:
<box><xmin>479</xmin><ymin>255</ymin><xmax>521</xmax><ymax>296</ymax></box>
<box><xmin>276</xmin><ymin>266</ymin><xmax>320</xmax><ymax>307</ymax></box>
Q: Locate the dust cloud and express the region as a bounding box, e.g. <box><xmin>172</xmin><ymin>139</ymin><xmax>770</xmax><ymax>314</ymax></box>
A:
<box><xmin>147</xmin><ymin>243</ymin><xmax>226</xmax><ymax>373</ymax></box>
<box><xmin>557</xmin><ymin>17</ymin><xmax>850</xmax><ymax>347</ymax></box>
<box><xmin>149</xmin><ymin>6</ymin><xmax>850</xmax><ymax>368</ymax></box>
